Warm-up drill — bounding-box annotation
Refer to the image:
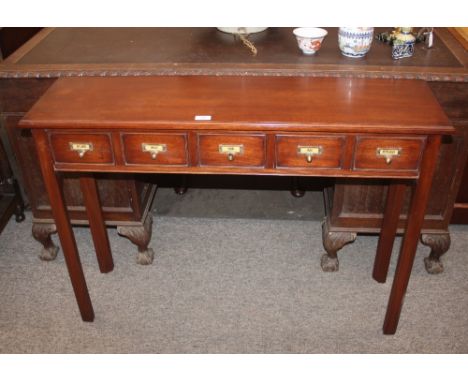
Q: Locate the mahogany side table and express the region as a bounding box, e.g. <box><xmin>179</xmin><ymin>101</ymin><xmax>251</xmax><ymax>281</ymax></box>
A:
<box><xmin>19</xmin><ymin>75</ymin><xmax>454</xmax><ymax>334</ymax></box>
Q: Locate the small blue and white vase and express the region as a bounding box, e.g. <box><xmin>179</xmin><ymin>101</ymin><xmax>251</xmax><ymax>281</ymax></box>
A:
<box><xmin>392</xmin><ymin>27</ymin><xmax>416</xmax><ymax>60</ymax></box>
<box><xmin>338</xmin><ymin>27</ymin><xmax>374</xmax><ymax>58</ymax></box>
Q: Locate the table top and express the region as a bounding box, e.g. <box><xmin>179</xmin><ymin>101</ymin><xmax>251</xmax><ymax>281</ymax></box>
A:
<box><xmin>20</xmin><ymin>76</ymin><xmax>453</xmax><ymax>135</ymax></box>
<box><xmin>1</xmin><ymin>28</ymin><xmax>467</xmax><ymax>81</ymax></box>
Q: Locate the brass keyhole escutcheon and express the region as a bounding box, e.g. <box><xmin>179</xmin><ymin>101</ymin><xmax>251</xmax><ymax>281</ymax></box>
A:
<box><xmin>228</xmin><ymin>153</ymin><xmax>234</xmax><ymax>161</ymax></box>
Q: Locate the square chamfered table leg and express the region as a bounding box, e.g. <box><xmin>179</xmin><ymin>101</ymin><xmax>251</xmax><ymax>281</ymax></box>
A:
<box><xmin>32</xmin><ymin>130</ymin><xmax>94</xmax><ymax>322</ymax></box>
<box><xmin>383</xmin><ymin>135</ymin><xmax>442</xmax><ymax>335</ymax></box>
<box><xmin>80</xmin><ymin>174</ymin><xmax>114</xmax><ymax>274</ymax></box>
<box><xmin>373</xmin><ymin>181</ymin><xmax>407</xmax><ymax>283</ymax></box>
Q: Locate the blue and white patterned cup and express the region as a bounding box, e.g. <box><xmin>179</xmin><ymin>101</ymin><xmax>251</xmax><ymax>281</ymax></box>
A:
<box><xmin>338</xmin><ymin>27</ymin><xmax>374</xmax><ymax>58</ymax></box>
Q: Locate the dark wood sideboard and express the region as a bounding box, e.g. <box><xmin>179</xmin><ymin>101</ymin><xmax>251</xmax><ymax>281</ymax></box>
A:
<box><xmin>0</xmin><ymin>28</ymin><xmax>40</xmax><ymax>233</ymax></box>
<box><xmin>0</xmin><ymin>28</ymin><xmax>42</xmax><ymax>60</ymax></box>
<box><xmin>0</xmin><ymin>131</ymin><xmax>25</xmax><ymax>233</ymax></box>
<box><xmin>0</xmin><ymin>27</ymin><xmax>466</xmax><ymax>271</ymax></box>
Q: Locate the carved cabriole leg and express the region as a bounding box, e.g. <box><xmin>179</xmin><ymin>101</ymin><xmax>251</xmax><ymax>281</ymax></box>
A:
<box><xmin>420</xmin><ymin>233</ymin><xmax>451</xmax><ymax>274</ymax></box>
<box><xmin>321</xmin><ymin>219</ymin><xmax>357</xmax><ymax>272</ymax></box>
<box><xmin>32</xmin><ymin>222</ymin><xmax>59</xmax><ymax>261</ymax></box>
<box><xmin>117</xmin><ymin>214</ymin><xmax>154</xmax><ymax>265</ymax></box>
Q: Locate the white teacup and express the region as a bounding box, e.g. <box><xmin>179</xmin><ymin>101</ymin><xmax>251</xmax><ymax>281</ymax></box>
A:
<box><xmin>293</xmin><ymin>27</ymin><xmax>328</xmax><ymax>55</ymax></box>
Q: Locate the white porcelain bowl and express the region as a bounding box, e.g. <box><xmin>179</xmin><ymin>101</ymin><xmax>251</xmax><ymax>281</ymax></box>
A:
<box><xmin>293</xmin><ymin>27</ymin><xmax>328</xmax><ymax>55</ymax></box>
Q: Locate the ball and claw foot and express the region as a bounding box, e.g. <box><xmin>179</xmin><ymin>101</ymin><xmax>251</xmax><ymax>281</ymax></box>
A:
<box><xmin>420</xmin><ymin>233</ymin><xmax>450</xmax><ymax>275</ymax></box>
<box><xmin>321</xmin><ymin>253</ymin><xmax>339</xmax><ymax>272</ymax></box>
<box><xmin>117</xmin><ymin>214</ymin><xmax>154</xmax><ymax>265</ymax></box>
<box><xmin>136</xmin><ymin>248</ymin><xmax>155</xmax><ymax>265</ymax></box>
<box><xmin>424</xmin><ymin>256</ymin><xmax>444</xmax><ymax>274</ymax></box>
<box><xmin>32</xmin><ymin>223</ymin><xmax>59</xmax><ymax>261</ymax></box>
<box><xmin>39</xmin><ymin>245</ymin><xmax>59</xmax><ymax>261</ymax></box>
<box><xmin>321</xmin><ymin>219</ymin><xmax>357</xmax><ymax>272</ymax></box>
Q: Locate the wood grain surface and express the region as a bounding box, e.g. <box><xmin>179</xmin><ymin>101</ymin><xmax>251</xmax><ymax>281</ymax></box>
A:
<box><xmin>20</xmin><ymin>76</ymin><xmax>453</xmax><ymax>135</ymax></box>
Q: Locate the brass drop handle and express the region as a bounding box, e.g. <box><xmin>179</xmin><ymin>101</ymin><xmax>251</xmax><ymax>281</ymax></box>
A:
<box><xmin>69</xmin><ymin>142</ymin><xmax>93</xmax><ymax>158</ymax></box>
<box><xmin>297</xmin><ymin>145</ymin><xmax>323</xmax><ymax>163</ymax></box>
<box><xmin>377</xmin><ymin>148</ymin><xmax>401</xmax><ymax>165</ymax></box>
<box><xmin>219</xmin><ymin>144</ymin><xmax>244</xmax><ymax>161</ymax></box>
<box><xmin>142</xmin><ymin>143</ymin><xmax>167</xmax><ymax>159</ymax></box>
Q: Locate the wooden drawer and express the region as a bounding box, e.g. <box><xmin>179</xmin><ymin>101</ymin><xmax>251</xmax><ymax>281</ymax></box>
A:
<box><xmin>354</xmin><ymin>136</ymin><xmax>425</xmax><ymax>171</ymax></box>
<box><xmin>49</xmin><ymin>133</ymin><xmax>114</xmax><ymax>164</ymax></box>
<box><xmin>122</xmin><ymin>133</ymin><xmax>188</xmax><ymax>166</ymax></box>
<box><xmin>276</xmin><ymin>135</ymin><xmax>345</xmax><ymax>169</ymax></box>
<box><xmin>198</xmin><ymin>134</ymin><xmax>266</xmax><ymax>167</ymax></box>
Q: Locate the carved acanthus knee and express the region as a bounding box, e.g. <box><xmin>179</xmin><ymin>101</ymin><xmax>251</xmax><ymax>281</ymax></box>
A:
<box><xmin>420</xmin><ymin>233</ymin><xmax>450</xmax><ymax>274</ymax></box>
<box><xmin>117</xmin><ymin>214</ymin><xmax>154</xmax><ymax>265</ymax></box>
<box><xmin>32</xmin><ymin>222</ymin><xmax>59</xmax><ymax>261</ymax></box>
<box><xmin>321</xmin><ymin>219</ymin><xmax>357</xmax><ymax>272</ymax></box>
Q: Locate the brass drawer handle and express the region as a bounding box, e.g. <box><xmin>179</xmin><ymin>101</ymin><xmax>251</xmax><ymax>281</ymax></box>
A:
<box><xmin>69</xmin><ymin>142</ymin><xmax>93</xmax><ymax>158</ymax></box>
<box><xmin>219</xmin><ymin>144</ymin><xmax>244</xmax><ymax>161</ymax></box>
<box><xmin>297</xmin><ymin>145</ymin><xmax>323</xmax><ymax>163</ymax></box>
<box><xmin>142</xmin><ymin>143</ymin><xmax>167</xmax><ymax>159</ymax></box>
<box><xmin>377</xmin><ymin>148</ymin><xmax>401</xmax><ymax>164</ymax></box>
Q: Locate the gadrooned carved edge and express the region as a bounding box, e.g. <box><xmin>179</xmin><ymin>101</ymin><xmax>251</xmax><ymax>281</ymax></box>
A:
<box><xmin>1</xmin><ymin>69</ymin><xmax>467</xmax><ymax>82</ymax></box>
